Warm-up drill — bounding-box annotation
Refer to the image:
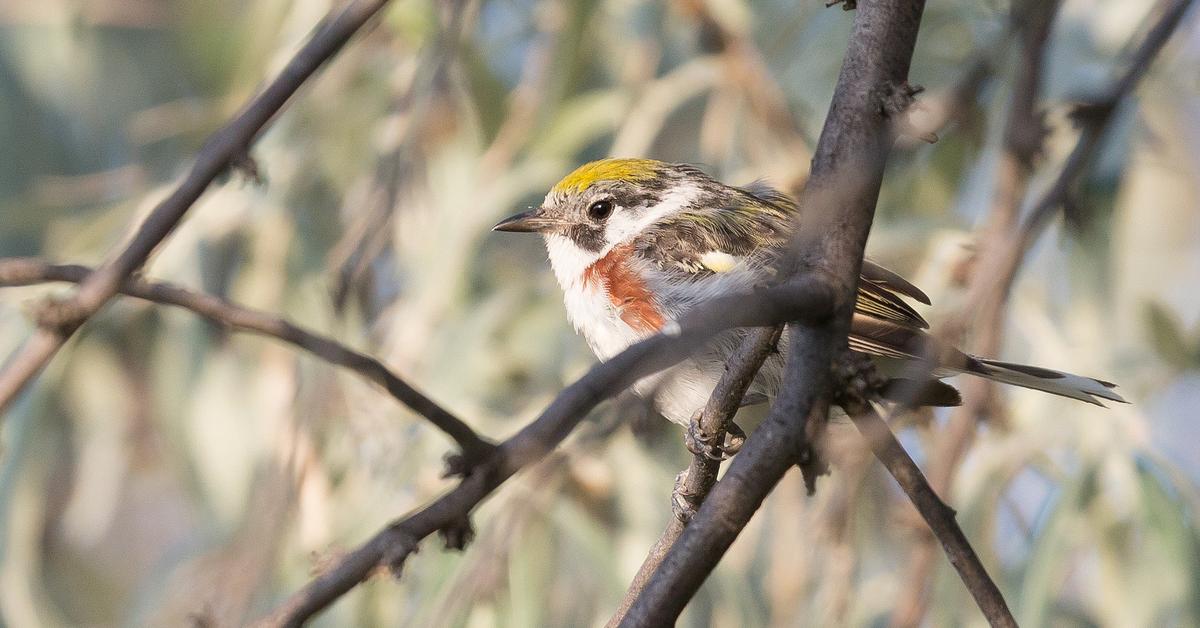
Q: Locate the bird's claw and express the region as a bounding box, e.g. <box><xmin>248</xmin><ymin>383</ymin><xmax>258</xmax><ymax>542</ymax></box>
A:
<box><xmin>684</xmin><ymin>415</ymin><xmax>746</xmax><ymax>461</ymax></box>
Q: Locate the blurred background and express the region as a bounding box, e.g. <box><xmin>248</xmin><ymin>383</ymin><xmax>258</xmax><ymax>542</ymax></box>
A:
<box><xmin>1</xmin><ymin>0</ymin><xmax>1199</xmax><ymax>625</ymax></box>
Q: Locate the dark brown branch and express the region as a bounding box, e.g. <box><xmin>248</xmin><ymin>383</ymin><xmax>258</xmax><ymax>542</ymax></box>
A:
<box><xmin>0</xmin><ymin>0</ymin><xmax>395</xmax><ymax>417</ymax></box>
<box><xmin>608</xmin><ymin>325</ymin><xmax>782</xmax><ymax>626</ymax></box>
<box><xmin>846</xmin><ymin>400</ymin><xmax>1016</xmax><ymax>626</ymax></box>
<box><xmin>0</xmin><ymin>258</ymin><xmax>495</xmax><ymax>465</ymax></box>
<box><xmin>617</xmin><ymin>1</ymin><xmax>933</xmax><ymax>625</ymax></box>
<box><xmin>894</xmin><ymin>2</ymin><xmax>1060</xmax><ymax>624</ymax></box>
<box><xmin>896</xmin><ymin>0</ymin><xmax>1193</xmax><ymax>623</ymax></box>
<box><xmin>254</xmin><ymin>277</ymin><xmax>837</xmax><ymax>627</ymax></box>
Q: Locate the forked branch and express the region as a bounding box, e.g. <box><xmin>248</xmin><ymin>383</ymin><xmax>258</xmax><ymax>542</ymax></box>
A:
<box><xmin>617</xmin><ymin>1</ymin><xmax>959</xmax><ymax>625</ymax></box>
<box><xmin>0</xmin><ymin>0</ymin><xmax>397</xmax><ymax>417</ymax></box>
<box><xmin>0</xmin><ymin>258</ymin><xmax>495</xmax><ymax>464</ymax></box>
<box><xmin>609</xmin><ymin>325</ymin><xmax>783</xmax><ymax>625</ymax></box>
<box><xmin>255</xmin><ymin>277</ymin><xmax>838</xmax><ymax>626</ymax></box>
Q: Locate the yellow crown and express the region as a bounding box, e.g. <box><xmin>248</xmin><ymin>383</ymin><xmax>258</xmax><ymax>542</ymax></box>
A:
<box><xmin>551</xmin><ymin>158</ymin><xmax>663</xmax><ymax>194</ymax></box>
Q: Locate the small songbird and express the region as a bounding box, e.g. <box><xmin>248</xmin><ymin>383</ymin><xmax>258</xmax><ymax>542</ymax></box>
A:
<box><xmin>493</xmin><ymin>158</ymin><xmax>1124</xmax><ymax>426</ymax></box>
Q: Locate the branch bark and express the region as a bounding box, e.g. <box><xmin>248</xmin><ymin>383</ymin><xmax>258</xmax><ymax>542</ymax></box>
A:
<box><xmin>616</xmin><ymin>1</ymin><xmax>935</xmax><ymax>625</ymax></box>
<box><xmin>895</xmin><ymin>1</ymin><xmax>1194</xmax><ymax>622</ymax></box>
<box><xmin>0</xmin><ymin>258</ymin><xmax>495</xmax><ymax>464</ymax></box>
<box><xmin>254</xmin><ymin>277</ymin><xmax>837</xmax><ymax>627</ymax></box>
<box><xmin>894</xmin><ymin>1</ymin><xmax>1060</xmax><ymax>622</ymax></box>
<box><xmin>0</xmin><ymin>0</ymin><xmax>395</xmax><ymax>417</ymax></box>
<box><xmin>608</xmin><ymin>325</ymin><xmax>782</xmax><ymax>625</ymax></box>
<box><xmin>845</xmin><ymin>398</ymin><xmax>1016</xmax><ymax>626</ymax></box>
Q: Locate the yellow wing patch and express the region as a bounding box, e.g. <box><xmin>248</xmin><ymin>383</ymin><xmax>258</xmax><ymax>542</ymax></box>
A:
<box><xmin>552</xmin><ymin>158</ymin><xmax>662</xmax><ymax>194</ymax></box>
<box><xmin>699</xmin><ymin>251</ymin><xmax>740</xmax><ymax>273</ymax></box>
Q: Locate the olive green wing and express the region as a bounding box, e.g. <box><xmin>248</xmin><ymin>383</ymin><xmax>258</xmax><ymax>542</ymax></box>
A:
<box><xmin>635</xmin><ymin>183</ymin><xmax>930</xmax><ymax>331</ymax></box>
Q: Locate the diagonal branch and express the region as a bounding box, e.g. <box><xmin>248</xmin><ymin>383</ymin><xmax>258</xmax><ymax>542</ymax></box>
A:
<box><xmin>896</xmin><ymin>0</ymin><xmax>1194</xmax><ymax>623</ymax></box>
<box><xmin>608</xmin><ymin>325</ymin><xmax>782</xmax><ymax>625</ymax></box>
<box><xmin>0</xmin><ymin>0</ymin><xmax>397</xmax><ymax>418</ymax></box>
<box><xmin>956</xmin><ymin>0</ymin><xmax>1195</xmax><ymax>352</ymax></box>
<box><xmin>253</xmin><ymin>277</ymin><xmax>838</xmax><ymax>627</ymax></box>
<box><xmin>833</xmin><ymin>353</ymin><xmax>1016</xmax><ymax>627</ymax></box>
<box><xmin>0</xmin><ymin>258</ymin><xmax>495</xmax><ymax>464</ymax></box>
<box><xmin>616</xmin><ymin>1</ymin><xmax>940</xmax><ymax>625</ymax></box>
<box><xmin>850</xmin><ymin>405</ymin><xmax>1016</xmax><ymax>624</ymax></box>
<box><xmin>1006</xmin><ymin>0</ymin><xmax>1195</xmax><ymax>288</ymax></box>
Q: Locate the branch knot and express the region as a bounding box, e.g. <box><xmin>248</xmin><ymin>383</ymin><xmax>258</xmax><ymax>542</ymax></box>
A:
<box><xmin>30</xmin><ymin>295</ymin><xmax>87</xmax><ymax>336</ymax></box>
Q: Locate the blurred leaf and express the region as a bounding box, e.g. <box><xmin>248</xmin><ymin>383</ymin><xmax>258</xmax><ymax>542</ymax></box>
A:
<box><xmin>1144</xmin><ymin>301</ymin><xmax>1199</xmax><ymax>371</ymax></box>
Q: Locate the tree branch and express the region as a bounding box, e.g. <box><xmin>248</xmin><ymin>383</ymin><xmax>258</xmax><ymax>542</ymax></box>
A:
<box><xmin>0</xmin><ymin>258</ymin><xmax>496</xmax><ymax>465</ymax></box>
<box><xmin>846</xmin><ymin>397</ymin><xmax>1016</xmax><ymax>626</ymax></box>
<box><xmin>608</xmin><ymin>325</ymin><xmax>782</xmax><ymax>626</ymax></box>
<box><xmin>616</xmin><ymin>1</ymin><xmax>934</xmax><ymax>624</ymax></box>
<box><xmin>253</xmin><ymin>277</ymin><xmax>837</xmax><ymax>627</ymax></box>
<box><xmin>0</xmin><ymin>0</ymin><xmax>396</xmax><ymax>417</ymax></box>
<box><xmin>962</xmin><ymin>0</ymin><xmax>1194</xmax><ymax>341</ymax></box>
<box><xmin>894</xmin><ymin>1</ymin><xmax>1061</xmax><ymax>622</ymax></box>
<box><xmin>829</xmin><ymin>351</ymin><xmax>1017</xmax><ymax>626</ymax></box>
<box><xmin>895</xmin><ymin>0</ymin><xmax>1194</xmax><ymax>623</ymax></box>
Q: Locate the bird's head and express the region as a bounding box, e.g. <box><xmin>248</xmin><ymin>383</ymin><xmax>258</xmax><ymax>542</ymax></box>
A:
<box><xmin>493</xmin><ymin>158</ymin><xmax>716</xmax><ymax>284</ymax></box>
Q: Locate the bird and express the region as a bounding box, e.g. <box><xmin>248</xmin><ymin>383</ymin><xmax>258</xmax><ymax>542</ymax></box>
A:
<box><xmin>493</xmin><ymin>158</ymin><xmax>1125</xmax><ymax>427</ymax></box>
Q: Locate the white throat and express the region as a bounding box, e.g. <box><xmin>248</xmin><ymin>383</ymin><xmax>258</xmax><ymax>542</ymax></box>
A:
<box><xmin>544</xmin><ymin>234</ymin><xmax>601</xmax><ymax>291</ymax></box>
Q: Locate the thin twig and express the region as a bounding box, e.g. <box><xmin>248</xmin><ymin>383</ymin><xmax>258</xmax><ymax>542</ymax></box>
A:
<box><xmin>617</xmin><ymin>1</ymin><xmax>932</xmax><ymax>624</ymax></box>
<box><xmin>955</xmin><ymin>0</ymin><xmax>1196</xmax><ymax>346</ymax></box>
<box><xmin>844</xmin><ymin>397</ymin><xmax>1016</xmax><ymax>626</ymax></box>
<box><xmin>253</xmin><ymin>276</ymin><xmax>838</xmax><ymax>627</ymax></box>
<box><xmin>0</xmin><ymin>0</ymin><xmax>396</xmax><ymax>417</ymax></box>
<box><xmin>894</xmin><ymin>1</ymin><xmax>1061</xmax><ymax>623</ymax></box>
<box><xmin>896</xmin><ymin>1</ymin><xmax>1194</xmax><ymax>622</ymax></box>
<box><xmin>0</xmin><ymin>258</ymin><xmax>496</xmax><ymax>465</ymax></box>
<box><xmin>608</xmin><ymin>325</ymin><xmax>782</xmax><ymax>626</ymax></box>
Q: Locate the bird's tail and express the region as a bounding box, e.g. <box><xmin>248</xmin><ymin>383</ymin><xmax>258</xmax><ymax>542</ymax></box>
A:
<box><xmin>964</xmin><ymin>358</ymin><xmax>1127</xmax><ymax>406</ymax></box>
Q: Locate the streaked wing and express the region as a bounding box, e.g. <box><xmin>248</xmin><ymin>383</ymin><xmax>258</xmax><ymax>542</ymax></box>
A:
<box><xmin>634</xmin><ymin>181</ymin><xmax>932</xmax><ymax>346</ymax></box>
<box><xmin>857</xmin><ymin>277</ymin><xmax>929</xmax><ymax>329</ymax></box>
<box><xmin>862</xmin><ymin>259</ymin><xmax>930</xmax><ymax>305</ymax></box>
<box><xmin>849</xmin><ymin>314</ymin><xmax>971</xmax><ymax>370</ymax></box>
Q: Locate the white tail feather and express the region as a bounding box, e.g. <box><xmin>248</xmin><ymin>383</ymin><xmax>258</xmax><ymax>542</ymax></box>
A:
<box><xmin>967</xmin><ymin>358</ymin><xmax>1127</xmax><ymax>406</ymax></box>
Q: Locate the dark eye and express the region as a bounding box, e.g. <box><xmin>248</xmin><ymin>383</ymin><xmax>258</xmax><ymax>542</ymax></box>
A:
<box><xmin>587</xmin><ymin>199</ymin><xmax>614</xmax><ymax>221</ymax></box>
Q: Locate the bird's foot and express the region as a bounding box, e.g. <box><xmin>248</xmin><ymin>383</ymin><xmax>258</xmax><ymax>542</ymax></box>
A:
<box><xmin>684</xmin><ymin>415</ymin><xmax>746</xmax><ymax>461</ymax></box>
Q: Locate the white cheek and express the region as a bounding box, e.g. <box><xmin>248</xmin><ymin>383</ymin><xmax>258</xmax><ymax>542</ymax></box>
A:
<box><xmin>602</xmin><ymin>183</ymin><xmax>701</xmax><ymax>249</ymax></box>
<box><xmin>603</xmin><ymin>213</ymin><xmax>641</xmax><ymax>246</ymax></box>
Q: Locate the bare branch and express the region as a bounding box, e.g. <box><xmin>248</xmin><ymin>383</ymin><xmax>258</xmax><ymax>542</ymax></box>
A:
<box><xmin>841</xmin><ymin>386</ymin><xmax>1016</xmax><ymax>626</ymax></box>
<box><xmin>954</xmin><ymin>0</ymin><xmax>1195</xmax><ymax>350</ymax></box>
<box><xmin>896</xmin><ymin>0</ymin><xmax>1194</xmax><ymax>623</ymax></box>
<box><xmin>253</xmin><ymin>277</ymin><xmax>837</xmax><ymax>627</ymax></box>
<box><xmin>0</xmin><ymin>0</ymin><xmax>396</xmax><ymax>417</ymax></box>
<box><xmin>828</xmin><ymin>352</ymin><xmax>1016</xmax><ymax>626</ymax></box>
<box><xmin>895</xmin><ymin>7</ymin><xmax>1062</xmax><ymax>624</ymax></box>
<box><xmin>0</xmin><ymin>258</ymin><xmax>496</xmax><ymax>465</ymax></box>
<box><xmin>608</xmin><ymin>325</ymin><xmax>782</xmax><ymax>626</ymax></box>
<box><xmin>1015</xmin><ymin>0</ymin><xmax>1195</xmax><ymax>267</ymax></box>
<box><xmin>617</xmin><ymin>1</ymin><xmax>934</xmax><ymax>624</ymax></box>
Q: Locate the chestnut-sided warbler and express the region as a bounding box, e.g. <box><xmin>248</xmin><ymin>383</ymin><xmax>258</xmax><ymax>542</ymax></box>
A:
<box><xmin>494</xmin><ymin>158</ymin><xmax>1124</xmax><ymax>425</ymax></box>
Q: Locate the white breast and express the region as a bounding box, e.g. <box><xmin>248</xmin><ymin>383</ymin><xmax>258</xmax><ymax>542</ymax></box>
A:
<box><xmin>544</xmin><ymin>234</ymin><xmax>784</xmax><ymax>424</ymax></box>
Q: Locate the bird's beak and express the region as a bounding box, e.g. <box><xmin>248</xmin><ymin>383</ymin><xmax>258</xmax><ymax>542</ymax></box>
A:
<box><xmin>492</xmin><ymin>208</ymin><xmax>554</xmax><ymax>233</ymax></box>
